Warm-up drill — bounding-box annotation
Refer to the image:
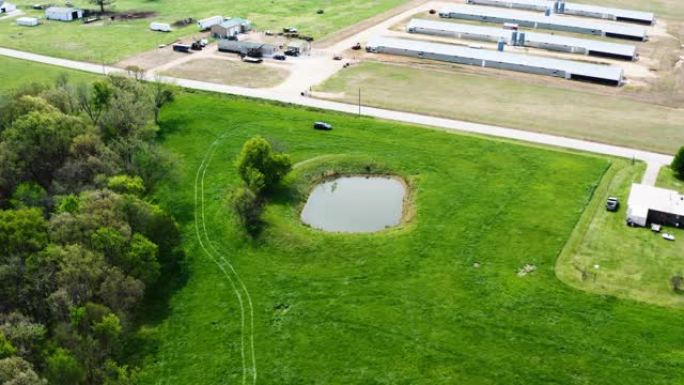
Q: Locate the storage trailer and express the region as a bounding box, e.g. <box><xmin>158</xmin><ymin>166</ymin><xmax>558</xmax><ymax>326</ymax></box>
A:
<box><xmin>197</xmin><ymin>15</ymin><xmax>224</xmax><ymax>31</ymax></box>
<box><xmin>439</xmin><ymin>4</ymin><xmax>648</xmax><ymax>41</ymax></box>
<box><xmin>366</xmin><ymin>36</ymin><xmax>624</xmax><ymax>86</ymax></box>
<box><xmin>407</xmin><ymin>19</ymin><xmax>638</xmax><ymax>60</ymax></box>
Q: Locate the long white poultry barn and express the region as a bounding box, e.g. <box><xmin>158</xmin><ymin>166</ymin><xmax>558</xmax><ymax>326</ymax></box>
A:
<box><xmin>407</xmin><ymin>19</ymin><xmax>637</xmax><ymax>61</ymax></box>
<box><xmin>466</xmin><ymin>0</ymin><xmax>655</xmax><ymax>25</ymax></box>
<box><xmin>439</xmin><ymin>4</ymin><xmax>648</xmax><ymax>41</ymax></box>
<box><xmin>366</xmin><ymin>36</ymin><xmax>624</xmax><ymax>86</ymax></box>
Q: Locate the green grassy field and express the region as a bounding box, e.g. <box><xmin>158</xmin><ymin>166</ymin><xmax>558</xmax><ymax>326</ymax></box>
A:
<box><xmin>557</xmin><ymin>160</ymin><xmax>684</xmax><ymax>307</ymax></box>
<box><xmin>126</xmin><ymin>91</ymin><xmax>684</xmax><ymax>384</ymax></box>
<box><xmin>0</xmin><ymin>0</ymin><xmax>405</xmax><ymax>63</ymax></box>
<box><xmin>314</xmin><ymin>62</ymin><xmax>684</xmax><ymax>154</ymax></box>
<box><xmin>0</xmin><ymin>56</ymin><xmax>98</xmax><ymax>90</ymax></box>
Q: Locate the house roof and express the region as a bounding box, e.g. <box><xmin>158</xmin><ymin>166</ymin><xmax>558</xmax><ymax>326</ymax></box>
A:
<box><xmin>628</xmin><ymin>184</ymin><xmax>684</xmax><ymax>216</ymax></box>
<box><xmin>219</xmin><ymin>18</ymin><xmax>250</xmax><ymax>28</ymax></box>
<box><xmin>46</xmin><ymin>6</ymin><xmax>82</xmax><ymax>13</ymax></box>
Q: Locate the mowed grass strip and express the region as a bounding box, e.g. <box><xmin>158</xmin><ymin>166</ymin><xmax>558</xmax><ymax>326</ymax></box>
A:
<box><xmin>0</xmin><ymin>56</ymin><xmax>99</xmax><ymax>90</ymax></box>
<box><xmin>0</xmin><ymin>0</ymin><xmax>406</xmax><ymax>63</ymax></box>
<box><xmin>134</xmin><ymin>92</ymin><xmax>684</xmax><ymax>384</ymax></box>
<box><xmin>314</xmin><ymin>62</ymin><xmax>684</xmax><ymax>154</ymax></box>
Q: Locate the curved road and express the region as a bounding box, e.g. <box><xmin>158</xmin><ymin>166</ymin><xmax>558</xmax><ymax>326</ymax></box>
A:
<box><xmin>0</xmin><ymin>46</ymin><xmax>671</xmax><ymax>185</ymax></box>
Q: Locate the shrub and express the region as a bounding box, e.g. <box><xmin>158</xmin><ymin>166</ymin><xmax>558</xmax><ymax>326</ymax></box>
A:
<box><xmin>672</xmin><ymin>146</ymin><xmax>684</xmax><ymax>179</ymax></box>
<box><xmin>671</xmin><ymin>275</ymin><xmax>684</xmax><ymax>293</ymax></box>
<box><xmin>235</xmin><ymin>136</ymin><xmax>292</xmax><ymax>193</ymax></box>
<box><xmin>107</xmin><ymin>175</ymin><xmax>145</xmax><ymax>196</ymax></box>
<box><xmin>231</xmin><ymin>187</ymin><xmax>262</xmax><ymax>235</ymax></box>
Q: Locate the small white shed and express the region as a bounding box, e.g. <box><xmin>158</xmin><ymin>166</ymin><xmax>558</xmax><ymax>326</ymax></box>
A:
<box><xmin>16</xmin><ymin>17</ymin><xmax>39</xmax><ymax>27</ymax></box>
<box><xmin>45</xmin><ymin>7</ymin><xmax>83</xmax><ymax>22</ymax></box>
<box><xmin>150</xmin><ymin>22</ymin><xmax>172</xmax><ymax>32</ymax></box>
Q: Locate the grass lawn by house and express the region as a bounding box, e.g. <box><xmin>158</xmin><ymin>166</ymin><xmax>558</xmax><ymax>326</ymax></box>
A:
<box><xmin>126</xmin><ymin>91</ymin><xmax>684</xmax><ymax>384</ymax></box>
<box><xmin>0</xmin><ymin>0</ymin><xmax>406</xmax><ymax>63</ymax></box>
<box><xmin>557</xmin><ymin>160</ymin><xmax>684</xmax><ymax>307</ymax></box>
<box><xmin>313</xmin><ymin>62</ymin><xmax>684</xmax><ymax>154</ymax></box>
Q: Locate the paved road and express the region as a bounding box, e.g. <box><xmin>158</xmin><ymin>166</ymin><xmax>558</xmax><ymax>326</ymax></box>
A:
<box><xmin>0</xmin><ymin>46</ymin><xmax>672</xmax><ymax>185</ymax></box>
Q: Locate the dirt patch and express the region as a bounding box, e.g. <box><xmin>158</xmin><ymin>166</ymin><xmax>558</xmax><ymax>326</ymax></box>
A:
<box><xmin>116</xmin><ymin>45</ymin><xmax>190</xmax><ymax>71</ymax></box>
<box><xmin>163</xmin><ymin>57</ymin><xmax>290</xmax><ymax>88</ymax></box>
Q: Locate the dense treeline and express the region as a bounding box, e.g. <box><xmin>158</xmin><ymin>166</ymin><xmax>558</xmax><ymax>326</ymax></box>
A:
<box><xmin>0</xmin><ymin>74</ymin><xmax>181</xmax><ymax>384</ymax></box>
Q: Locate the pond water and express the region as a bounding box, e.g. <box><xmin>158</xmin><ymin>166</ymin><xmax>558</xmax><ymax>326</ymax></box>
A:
<box><xmin>301</xmin><ymin>176</ymin><xmax>406</xmax><ymax>233</ymax></box>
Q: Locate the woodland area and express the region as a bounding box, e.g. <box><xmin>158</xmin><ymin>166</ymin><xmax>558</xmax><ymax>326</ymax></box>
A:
<box><xmin>0</xmin><ymin>74</ymin><xmax>181</xmax><ymax>385</ymax></box>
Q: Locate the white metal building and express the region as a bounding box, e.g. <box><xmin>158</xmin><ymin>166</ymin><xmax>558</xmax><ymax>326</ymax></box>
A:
<box><xmin>407</xmin><ymin>19</ymin><xmax>637</xmax><ymax>60</ymax></box>
<box><xmin>45</xmin><ymin>7</ymin><xmax>83</xmax><ymax>21</ymax></box>
<box><xmin>627</xmin><ymin>184</ymin><xmax>684</xmax><ymax>227</ymax></box>
<box><xmin>197</xmin><ymin>15</ymin><xmax>224</xmax><ymax>31</ymax></box>
<box><xmin>0</xmin><ymin>2</ymin><xmax>16</xmax><ymax>13</ymax></box>
<box><xmin>366</xmin><ymin>36</ymin><xmax>624</xmax><ymax>85</ymax></box>
<box><xmin>439</xmin><ymin>4</ymin><xmax>648</xmax><ymax>41</ymax></box>
<box><xmin>466</xmin><ymin>0</ymin><xmax>655</xmax><ymax>25</ymax></box>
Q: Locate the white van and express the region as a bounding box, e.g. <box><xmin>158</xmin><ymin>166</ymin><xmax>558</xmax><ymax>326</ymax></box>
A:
<box><xmin>150</xmin><ymin>22</ymin><xmax>172</xmax><ymax>32</ymax></box>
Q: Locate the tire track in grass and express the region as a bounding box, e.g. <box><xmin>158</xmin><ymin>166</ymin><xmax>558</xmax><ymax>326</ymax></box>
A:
<box><xmin>195</xmin><ymin>138</ymin><xmax>258</xmax><ymax>384</ymax></box>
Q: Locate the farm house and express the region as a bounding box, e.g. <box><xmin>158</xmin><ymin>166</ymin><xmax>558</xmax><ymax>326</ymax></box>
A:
<box><xmin>45</xmin><ymin>7</ymin><xmax>83</xmax><ymax>22</ymax></box>
<box><xmin>439</xmin><ymin>4</ymin><xmax>648</xmax><ymax>41</ymax></box>
<box><xmin>218</xmin><ymin>40</ymin><xmax>277</xmax><ymax>57</ymax></box>
<box><xmin>465</xmin><ymin>0</ymin><xmax>655</xmax><ymax>25</ymax></box>
<box><xmin>366</xmin><ymin>36</ymin><xmax>624</xmax><ymax>85</ymax></box>
<box><xmin>627</xmin><ymin>184</ymin><xmax>684</xmax><ymax>227</ymax></box>
<box><xmin>407</xmin><ymin>19</ymin><xmax>638</xmax><ymax>60</ymax></box>
<box><xmin>211</xmin><ymin>18</ymin><xmax>252</xmax><ymax>39</ymax></box>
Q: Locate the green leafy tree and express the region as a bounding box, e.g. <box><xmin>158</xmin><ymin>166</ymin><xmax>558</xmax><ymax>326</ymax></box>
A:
<box><xmin>672</xmin><ymin>146</ymin><xmax>684</xmax><ymax>179</ymax></box>
<box><xmin>0</xmin><ymin>356</ymin><xmax>46</xmax><ymax>385</ymax></box>
<box><xmin>235</xmin><ymin>136</ymin><xmax>292</xmax><ymax>193</ymax></box>
<box><xmin>9</xmin><ymin>183</ymin><xmax>48</xmax><ymax>210</ymax></box>
<box><xmin>0</xmin><ymin>332</ymin><xmax>16</xmax><ymax>359</ymax></box>
<box><xmin>78</xmin><ymin>80</ymin><xmax>113</xmax><ymax>125</ymax></box>
<box><xmin>45</xmin><ymin>348</ymin><xmax>85</xmax><ymax>385</ymax></box>
<box><xmin>150</xmin><ymin>78</ymin><xmax>175</xmax><ymax>124</ymax></box>
<box><xmin>107</xmin><ymin>175</ymin><xmax>145</xmax><ymax>196</ymax></box>
<box><xmin>122</xmin><ymin>234</ymin><xmax>160</xmax><ymax>286</ymax></box>
<box><xmin>89</xmin><ymin>0</ymin><xmax>116</xmax><ymax>14</ymax></box>
<box><xmin>1</xmin><ymin>110</ymin><xmax>88</xmax><ymax>190</ymax></box>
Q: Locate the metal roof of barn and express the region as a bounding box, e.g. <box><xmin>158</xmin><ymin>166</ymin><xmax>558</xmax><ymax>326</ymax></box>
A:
<box><xmin>439</xmin><ymin>4</ymin><xmax>647</xmax><ymax>39</ymax></box>
<box><xmin>628</xmin><ymin>184</ymin><xmax>684</xmax><ymax>216</ymax></box>
<box><xmin>46</xmin><ymin>6</ymin><xmax>82</xmax><ymax>12</ymax></box>
<box><xmin>407</xmin><ymin>18</ymin><xmax>636</xmax><ymax>58</ymax></box>
<box><xmin>467</xmin><ymin>0</ymin><xmax>655</xmax><ymax>23</ymax></box>
<box><xmin>367</xmin><ymin>36</ymin><xmax>623</xmax><ymax>82</ymax></box>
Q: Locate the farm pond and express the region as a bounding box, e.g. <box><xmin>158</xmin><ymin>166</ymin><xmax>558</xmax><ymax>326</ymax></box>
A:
<box><xmin>301</xmin><ymin>176</ymin><xmax>406</xmax><ymax>233</ymax></box>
